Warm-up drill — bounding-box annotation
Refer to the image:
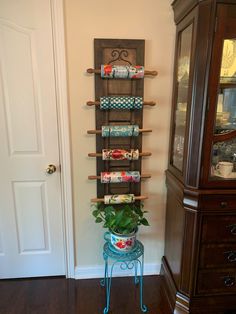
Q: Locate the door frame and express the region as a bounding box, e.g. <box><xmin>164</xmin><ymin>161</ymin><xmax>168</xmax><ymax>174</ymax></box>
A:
<box><xmin>50</xmin><ymin>0</ymin><xmax>75</xmax><ymax>279</ymax></box>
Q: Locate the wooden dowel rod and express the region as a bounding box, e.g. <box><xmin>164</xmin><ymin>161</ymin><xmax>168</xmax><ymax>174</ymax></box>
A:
<box><xmin>88</xmin><ymin>152</ymin><xmax>152</xmax><ymax>157</ymax></box>
<box><xmin>86</xmin><ymin>100</ymin><xmax>156</xmax><ymax>107</ymax></box>
<box><xmin>88</xmin><ymin>174</ymin><xmax>151</xmax><ymax>180</ymax></box>
<box><xmin>87</xmin><ymin>68</ymin><xmax>158</xmax><ymax>76</ymax></box>
<box><xmin>87</xmin><ymin>129</ymin><xmax>152</xmax><ymax>134</ymax></box>
<box><xmin>140</xmin><ymin>152</ymin><xmax>152</xmax><ymax>156</ymax></box>
<box><xmin>91</xmin><ymin>195</ymin><xmax>148</xmax><ymax>202</ymax></box>
<box><xmin>144</xmin><ymin>70</ymin><xmax>158</xmax><ymax>76</ymax></box>
<box><xmin>87</xmin><ymin>68</ymin><xmax>100</xmax><ymax>74</ymax></box>
<box><xmin>87</xmin><ymin>101</ymin><xmax>100</xmax><ymax>106</ymax></box>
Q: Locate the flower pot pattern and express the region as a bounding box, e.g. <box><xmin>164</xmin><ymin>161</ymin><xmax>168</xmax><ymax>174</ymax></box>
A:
<box><xmin>110</xmin><ymin>232</ymin><xmax>136</xmax><ymax>251</ymax></box>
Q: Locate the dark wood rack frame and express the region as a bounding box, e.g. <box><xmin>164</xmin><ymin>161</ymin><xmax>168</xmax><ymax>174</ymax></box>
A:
<box><xmin>93</xmin><ymin>38</ymin><xmax>145</xmax><ymax>198</ymax></box>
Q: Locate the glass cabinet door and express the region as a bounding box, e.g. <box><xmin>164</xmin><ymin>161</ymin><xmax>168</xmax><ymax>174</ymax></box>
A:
<box><xmin>171</xmin><ymin>23</ymin><xmax>193</xmax><ymax>171</ymax></box>
<box><xmin>210</xmin><ymin>39</ymin><xmax>236</xmax><ymax>180</ymax></box>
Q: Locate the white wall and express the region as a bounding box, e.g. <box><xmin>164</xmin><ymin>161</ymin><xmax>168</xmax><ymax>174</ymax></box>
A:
<box><xmin>64</xmin><ymin>0</ymin><xmax>175</xmax><ymax>278</ymax></box>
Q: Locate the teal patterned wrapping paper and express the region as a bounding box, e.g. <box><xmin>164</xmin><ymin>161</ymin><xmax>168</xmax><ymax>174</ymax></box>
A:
<box><xmin>102</xmin><ymin>125</ymin><xmax>139</xmax><ymax>137</ymax></box>
<box><xmin>101</xmin><ymin>64</ymin><xmax>144</xmax><ymax>79</ymax></box>
<box><xmin>101</xmin><ymin>171</ymin><xmax>140</xmax><ymax>183</ymax></box>
<box><xmin>100</xmin><ymin>96</ymin><xmax>143</xmax><ymax>110</ymax></box>
<box><xmin>104</xmin><ymin>194</ymin><xmax>135</xmax><ymax>204</ymax></box>
<box><xmin>102</xmin><ymin>149</ymin><xmax>139</xmax><ymax>160</ymax></box>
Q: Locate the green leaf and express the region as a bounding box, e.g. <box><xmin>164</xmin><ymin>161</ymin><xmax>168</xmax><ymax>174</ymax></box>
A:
<box><xmin>91</xmin><ymin>202</ymin><xmax>149</xmax><ymax>234</ymax></box>
<box><xmin>120</xmin><ymin>217</ymin><xmax>133</xmax><ymax>227</ymax></box>
<box><xmin>140</xmin><ymin>218</ymin><xmax>150</xmax><ymax>226</ymax></box>
<box><xmin>92</xmin><ymin>209</ymin><xmax>99</xmax><ymax>217</ymax></box>
<box><xmin>104</xmin><ymin>205</ymin><xmax>114</xmax><ymax>213</ymax></box>
<box><xmin>115</xmin><ymin>210</ymin><xmax>124</xmax><ymax>224</ymax></box>
<box><xmin>95</xmin><ymin>217</ymin><xmax>103</xmax><ymax>223</ymax></box>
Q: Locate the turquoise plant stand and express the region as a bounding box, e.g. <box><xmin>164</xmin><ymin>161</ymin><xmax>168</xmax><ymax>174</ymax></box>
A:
<box><xmin>101</xmin><ymin>237</ymin><xmax>148</xmax><ymax>314</ymax></box>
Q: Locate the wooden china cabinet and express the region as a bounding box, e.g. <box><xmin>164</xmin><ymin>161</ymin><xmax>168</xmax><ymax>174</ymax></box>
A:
<box><xmin>162</xmin><ymin>0</ymin><xmax>236</xmax><ymax>313</ymax></box>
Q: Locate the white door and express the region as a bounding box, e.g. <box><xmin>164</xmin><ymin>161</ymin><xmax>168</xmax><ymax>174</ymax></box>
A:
<box><xmin>0</xmin><ymin>0</ymin><xmax>65</xmax><ymax>278</ymax></box>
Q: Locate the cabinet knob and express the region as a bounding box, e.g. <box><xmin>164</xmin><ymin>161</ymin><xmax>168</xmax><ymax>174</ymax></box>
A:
<box><xmin>224</xmin><ymin>251</ymin><xmax>236</xmax><ymax>262</ymax></box>
<box><xmin>223</xmin><ymin>276</ymin><xmax>235</xmax><ymax>287</ymax></box>
<box><xmin>220</xmin><ymin>201</ymin><xmax>228</xmax><ymax>208</ymax></box>
<box><xmin>227</xmin><ymin>224</ymin><xmax>236</xmax><ymax>235</ymax></box>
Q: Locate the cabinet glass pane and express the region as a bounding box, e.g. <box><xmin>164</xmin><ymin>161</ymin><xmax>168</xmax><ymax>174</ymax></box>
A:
<box><xmin>220</xmin><ymin>39</ymin><xmax>236</xmax><ymax>83</ymax></box>
<box><xmin>172</xmin><ymin>24</ymin><xmax>193</xmax><ymax>171</ymax></box>
<box><xmin>211</xmin><ymin>39</ymin><xmax>236</xmax><ymax>180</ymax></box>
<box><xmin>210</xmin><ymin>138</ymin><xmax>236</xmax><ymax>180</ymax></box>
<box><xmin>215</xmin><ymin>39</ymin><xmax>236</xmax><ymax>134</ymax></box>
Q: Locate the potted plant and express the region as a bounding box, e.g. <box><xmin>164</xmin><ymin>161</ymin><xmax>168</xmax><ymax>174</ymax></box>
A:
<box><xmin>92</xmin><ymin>202</ymin><xmax>149</xmax><ymax>251</ymax></box>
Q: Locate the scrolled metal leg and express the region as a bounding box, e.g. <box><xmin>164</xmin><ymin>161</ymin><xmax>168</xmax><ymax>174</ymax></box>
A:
<box><xmin>103</xmin><ymin>260</ymin><xmax>118</xmax><ymax>314</ymax></box>
<box><xmin>134</xmin><ymin>259</ymin><xmax>139</xmax><ymax>285</ymax></box>
<box><xmin>139</xmin><ymin>254</ymin><xmax>148</xmax><ymax>312</ymax></box>
<box><xmin>102</xmin><ymin>240</ymin><xmax>147</xmax><ymax>313</ymax></box>
<box><xmin>100</xmin><ymin>253</ymin><xmax>108</xmax><ymax>287</ymax></box>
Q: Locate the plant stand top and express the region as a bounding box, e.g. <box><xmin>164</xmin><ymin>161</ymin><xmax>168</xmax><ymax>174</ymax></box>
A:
<box><xmin>103</xmin><ymin>239</ymin><xmax>144</xmax><ymax>262</ymax></box>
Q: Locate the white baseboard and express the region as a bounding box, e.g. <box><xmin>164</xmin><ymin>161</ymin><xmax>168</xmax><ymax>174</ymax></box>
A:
<box><xmin>74</xmin><ymin>262</ymin><xmax>161</xmax><ymax>280</ymax></box>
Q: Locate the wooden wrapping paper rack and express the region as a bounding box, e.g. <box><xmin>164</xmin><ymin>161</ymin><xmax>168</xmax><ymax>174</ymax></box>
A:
<box><xmin>87</xmin><ymin>68</ymin><xmax>158</xmax><ymax>76</ymax></box>
<box><xmin>91</xmin><ymin>195</ymin><xmax>148</xmax><ymax>202</ymax></box>
<box><xmin>88</xmin><ymin>152</ymin><xmax>152</xmax><ymax>157</ymax></box>
<box><xmin>86</xmin><ymin>100</ymin><xmax>156</xmax><ymax>107</ymax></box>
<box><xmin>88</xmin><ymin>174</ymin><xmax>151</xmax><ymax>180</ymax></box>
<box><xmin>87</xmin><ymin>128</ymin><xmax>152</xmax><ymax>135</ymax></box>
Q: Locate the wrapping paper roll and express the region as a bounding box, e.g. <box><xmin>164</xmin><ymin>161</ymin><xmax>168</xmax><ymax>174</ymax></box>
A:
<box><xmin>104</xmin><ymin>194</ymin><xmax>135</xmax><ymax>204</ymax></box>
<box><xmin>101</xmin><ymin>65</ymin><xmax>144</xmax><ymax>79</ymax></box>
<box><xmin>102</xmin><ymin>125</ymin><xmax>139</xmax><ymax>137</ymax></box>
<box><xmin>102</xmin><ymin>149</ymin><xmax>139</xmax><ymax>160</ymax></box>
<box><xmin>100</xmin><ymin>96</ymin><xmax>143</xmax><ymax>110</ymax></box>
<box><xmin>101</xmin><ymin>171</ymin><xmax>140</xmax><ymax>183</ymax></box>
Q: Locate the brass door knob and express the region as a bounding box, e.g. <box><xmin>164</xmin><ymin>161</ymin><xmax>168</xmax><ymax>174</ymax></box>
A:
<box><xmin>46</xmin><ymin>164</ymin><xmax>57</xmax><ymax>174</ymax></box>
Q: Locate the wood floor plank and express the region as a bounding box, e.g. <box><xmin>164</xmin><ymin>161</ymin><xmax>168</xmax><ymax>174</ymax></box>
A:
<box><xmin>0</xmin><ymin>275</ymin><xmax>171</xmax><ymax>314</ymax></box>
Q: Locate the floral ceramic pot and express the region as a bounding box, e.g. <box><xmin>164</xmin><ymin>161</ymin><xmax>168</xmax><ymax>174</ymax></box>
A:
<box><xmin>104</xmin><ymin>230</ymin><xmax>137</xmax><ymax>252</ymax></box>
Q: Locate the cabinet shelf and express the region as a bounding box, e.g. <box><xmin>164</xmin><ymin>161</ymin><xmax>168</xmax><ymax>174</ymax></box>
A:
<box><xmin>213</xmin><ymin>129</ymin><xmax>236</xmax><ymax>142</ymax></box>
<box><xmin>219</xmin><ymin>82</ymin><xmax>236</xmax><ymax>89</ymax></box>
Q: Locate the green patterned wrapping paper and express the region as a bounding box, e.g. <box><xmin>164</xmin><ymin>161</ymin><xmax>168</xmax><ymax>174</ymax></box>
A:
<box><xmin>101</xmin><ymin>125</ymin><xmax>139</xmax><ymax>137</ymax></box>
<box><xmin>104</xmin><ymin>194</ymin><xmax>135</xmax><ymax>204</ymax></box>
<box><xmin>100</xmin><ymin>96</ymin><xmax>143</xmax><ymax>110</ymax></box>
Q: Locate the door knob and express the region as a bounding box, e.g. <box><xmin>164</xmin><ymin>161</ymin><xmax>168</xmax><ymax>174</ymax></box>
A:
<box><xmin>46</xmin><ymin>164</ymin><xmax>57</xmax><ymax>174</ymax></box>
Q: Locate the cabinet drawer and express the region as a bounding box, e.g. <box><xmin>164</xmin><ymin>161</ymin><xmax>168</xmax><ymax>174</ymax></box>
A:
<box><xmin>200</xmin><ymin>244</ymin><xmax>236</xmax><ymax>268</ymax></box>
<box><xmin>200</xmin><ymin>195</ymin><xmax>236</xmax><ymax>211</ymax></box>
<box><xmin>202</xmin><ymin>215</ymin><xmax>236</xmax><ymax>243</ymax></box>
<box><xmin>198</xmin><ymin>269</ymin><xmax>236</xmax><ymax>294</ymax></box>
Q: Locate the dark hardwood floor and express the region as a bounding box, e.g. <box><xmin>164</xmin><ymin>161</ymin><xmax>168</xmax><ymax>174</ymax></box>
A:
<box><xmin>0</xmin><ymin>275</ymin><xmax>171</xmax><ymax>314</ymax></box>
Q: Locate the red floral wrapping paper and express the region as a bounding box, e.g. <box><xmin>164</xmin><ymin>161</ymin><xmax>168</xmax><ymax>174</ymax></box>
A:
<box><xmin>102</xmin><ymin>149</ymin><xmax>139</xmax><ymax>160</ymax></box>
<box><xmin>101</xmin><ymin>64</ymin><xmax>144</xmax><ymax>79</ymax></box>
<box><xmin>100</xmin><ymin>171</ymin><xmax>140</xmax><ymax>183</ymax></box>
